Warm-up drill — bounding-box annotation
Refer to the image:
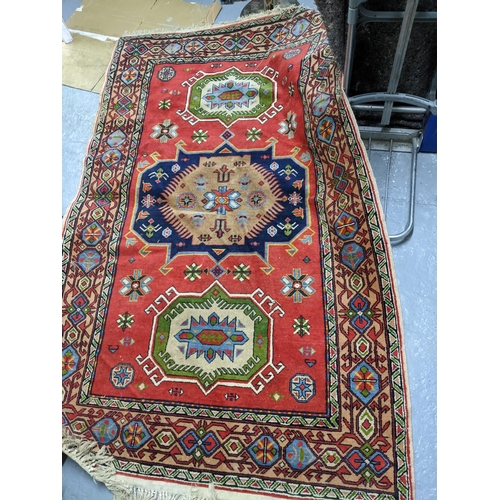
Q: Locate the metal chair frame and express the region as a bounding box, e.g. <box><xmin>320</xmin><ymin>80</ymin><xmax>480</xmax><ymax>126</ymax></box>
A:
<box><xmin>343</xmin><ymin>0</ymin><xmax>437</xmax><ymax>244</ymax></box>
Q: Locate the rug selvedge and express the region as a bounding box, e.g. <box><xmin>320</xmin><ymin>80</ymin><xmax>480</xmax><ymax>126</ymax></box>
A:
<box><xmin>62</xmin><ymin>7</ymin><xmax>413</xmax><ymax>500</ymax></box>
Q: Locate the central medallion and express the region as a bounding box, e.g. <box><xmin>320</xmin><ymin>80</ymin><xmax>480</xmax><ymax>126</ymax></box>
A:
<box><xmin>157</xmin><ymin>153</ymin><xmax>285</xmax><ymax>248</ymax></box>
<box><xmin>131</xmin><ymin>144</ymin><xmax>309</xmax><ymax>262</ymax></box>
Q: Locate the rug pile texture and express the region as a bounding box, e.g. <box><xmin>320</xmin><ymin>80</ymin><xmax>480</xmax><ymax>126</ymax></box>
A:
<box><xmin>62</xmin><ymin>7</ymin><xmax>414</xmax><ymax>500</ymax></box>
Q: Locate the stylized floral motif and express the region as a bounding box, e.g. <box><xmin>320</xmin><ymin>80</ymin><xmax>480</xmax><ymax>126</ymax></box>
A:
<box><xmin>349</xmin><ymin>362</ymin><xmax>380</xmax><ymax>404</ymax></box>
<box><xmin>158</xmin><ymin>99</ymin><xmax>171</xmax><ymax>109</ymax></box>
<box><xmin>203</xmin><ymin>187</ymin><xmax>241</xmax><ymax>215</ymax></box>
<box><xmin>248</xmin><ymin>436</ymin><xmax>280</xmax><ymax>467</ymax></box>
<box><xmin>122</xmin><ymin>421</ymin><xmax>150</xmax><ymax>449</ymax></box>
<box><xmin>246</xmin><ymin>190</ymin><xmax>266</xmax><ymax>209</ymax></box>
<box><xmin>285</xmin><ymin>439</ymin><xmax>316</xmax><ymax>470</ymax></box>
<box><xmin>121</xmin><ymin>67</ymin><xmax>139</xmax><ymax>84</ymax></box>
<box><xmin>184</xmin><ymin>263</ymin><xmax>202</xmax><ymax>281</ymax></box>
<box><xmin>157</xmin><ymin>66</ymin><xmax>176</xmax><ymax>81</ymax></box>
<box><xmin>116</xmin><ymin>312</ymin><xmax>134</xmax><ymax>331</ymax></box>
<box><xmin>150</xmin><ymin>119</ymin><xmax>178</xmax><ymax>143</ymax></box>
<box><xmin>288</xmin><ymin>191</ymin><xmax>302</xmax><ymax>206</ymax></box>
<box><xmin>280</xmin><ymin>269</ymin><xmax>315</xmax><ymax>302</ymax></box>
<box><xmin>233</xmin><ymin>263</ymin><xmax>251</xmax><ymax>281</ymax></box>
<box><xmin>192</xmin><ymin>129</ymin><xmax>208</xmax><ymax>144</ymax></box>
<box><xmin>246</xmin><ymin>127</ymin><xmax>262</xmax><ymax>142</ymax></box>
<box><xmin>91</xmin><ymin>418</ymin><xmax>119</xmax><ymax>444</ymax></box>
<box><xmin>110</xmin><ymin>363</ymin><xmax>135</xmax><ymax>389</ymax></box>
<box><xmin>119</xmin><ymin>270</ymin><xmax>153</xmax><ymax>302</ymax></box>
<box><xmin>341</xmin><ymin>242</ymin><xmax>365</xmax><ymax>271</ymax></box>
<box><xmin>62</xmin><ymin>347</ymin><xmax>78</xmax><ymax>379</ymax></box>
<box><xmin>278</xmin><ymin>111</ymin><xmax>297</xmax><ymax>138</ymax></box>
<box><xmin>293</xmin><ymin>315</ymin><xmax>310</xmax><ymax>337</ymax></box>
<box><xmin>141</xmin><ymin>194</ymin><xmax>156</xmax><ymax>208</ymax></box>
<box><xmin>334</xmin><ymin>212</ymin><xmax>359</xmax><ymax>240</ymax></box>
<box><xmin>290</xmin><ymin>374</ymin><xmax>316</xmax><ymax>402</ymax></box>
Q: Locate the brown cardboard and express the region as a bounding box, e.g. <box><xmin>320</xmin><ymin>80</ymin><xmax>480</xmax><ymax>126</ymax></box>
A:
<box><xmin>63</xmin><ymin>0</ymin><xmax>222</xmax><ymax>92</ymax></box>
<box><xmin>62</xmin><ymin>33</ymin><xmax>116</xmax><ymax>93</ymax></box>
<box><xmin>65</xmin><ymin>0</ymin><xmax>222</xmax><ymax>37</ymax></box>
<box><xmin>138</xmin><ymin>1</ymin><xmax>222</xmax><ymax>33</ymax></box>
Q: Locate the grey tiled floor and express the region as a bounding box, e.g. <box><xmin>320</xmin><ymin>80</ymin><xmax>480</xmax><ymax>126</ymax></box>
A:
<box><xmin>62</xmin><ymin>3</ymin><xmax>437</xmax><ymax>499</ymax></box>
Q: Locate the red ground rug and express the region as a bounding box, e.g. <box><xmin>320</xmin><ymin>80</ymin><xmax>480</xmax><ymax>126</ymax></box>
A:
<box><xmin>62</xmin><ymin>7</ymin><xmax>414</xmax><ymax>500</ymax></box>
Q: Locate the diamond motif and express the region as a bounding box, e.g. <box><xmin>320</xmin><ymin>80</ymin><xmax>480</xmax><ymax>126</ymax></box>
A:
<box><xmin>284</xmin><ymin>439</ymin><xmax>316</xmax><ymax>470</ymax></box>
<box><xmin>248</xmin><ymin>436</ymin><xmax>280</xmax><ymax>467</ymax></box>
<box><xmin>224</xmin><ymin>438</ymin><xmax>244</xmax><ymax>455</ymax></box>
<box><xmin>122</xmin><ymin>420</ymin><xmax>150</xmax><ymax>449</ymax></box>
<box><xmin>347</xmin><ymin>294</ymin><xmax>374</xmax><ymax>334</ymax></box>
<box><xmin>209</xmin><ymin>264</ymin><xmax>226</xmax><ymax>279</ymax></box>
<box><xmin>349</xmin><ymin>362</ymin><xmax>380</xmax><ymax>404</ymax></box>
<box><xmin>322</xmin><ymin>449</ymin><xmax>341</xmax><ymax>468</ymax></box>
<box><xmin>156</xmin><ymin>430</ymin><xmax>176</xmax><ymax>448</ymax></box>
<box><xmin>355</xmin><ymin>336</ymin><xmax>371</xmax><ymax>359</ymax></box>
<box><xmin>358</xmin><ymin>408</ymin><xmax>375</xmax><ymax>440</ymax></box>
<box><xmin>174</xmin><ymin>312</ymin><xmax>249</xmax><ymax>364</ymax></box>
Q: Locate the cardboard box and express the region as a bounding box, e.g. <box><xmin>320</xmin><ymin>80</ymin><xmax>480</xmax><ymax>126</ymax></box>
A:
<box><xmin>63</xmin><ymin>0</ymin><xmax>222</xmax><ymax>93</ymax></box>
<box><xmin>66</xmin><ymin>0</ymin><xmax>221</xmax><ymax>38</ymax></box>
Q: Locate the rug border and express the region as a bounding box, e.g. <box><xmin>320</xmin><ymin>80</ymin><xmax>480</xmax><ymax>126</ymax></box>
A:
<box><xmin>338</xmin><ymin>75</ymin><xmax>416</xmax><ymax>500</ymax></box>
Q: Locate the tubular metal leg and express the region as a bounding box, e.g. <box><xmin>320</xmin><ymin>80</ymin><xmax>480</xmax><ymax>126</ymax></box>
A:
<box><xmin>381</xmin><ymin>0</ymin><xmax>419</xmax><ymax>125</ymax></box>
<box><xmin>343</xmin><ymin>0</ymin><xmax>368</xmax><ymax>94</ymax></box>
<box><xmin>383</xmin><ymin>139</ymin><xmax>393</xmax><ymax>215</ymax></box>
<box><xmin>389</xmin><ymin>137</ymin><xmax>419</xmax><ymax>245</ymax></box>
<box><xmin>344</xmin><ymin>0</ymin><xmax>435</xmax><ymax>245</ymax></box>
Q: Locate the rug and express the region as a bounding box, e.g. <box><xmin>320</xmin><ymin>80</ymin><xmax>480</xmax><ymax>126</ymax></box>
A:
<box><xmin>62</xmin><ymin>7</ymin><xmax>414</xmax><ymax>500</ymax></box>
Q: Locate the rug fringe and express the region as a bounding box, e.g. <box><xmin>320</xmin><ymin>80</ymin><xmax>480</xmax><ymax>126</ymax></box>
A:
<box><xmin>63</xmin><ymin>429</ymin><xmax>223</xmax><ymax>499</ymax></box>
<box><xmin>62</xmin><ymin>429</ymin><xmax>131</xmax><ymax>499</ymax></box>
<box><xmin>130</xmin><ymin>483</ymin><xmax>219</xmax><ymax>500</ymax></box>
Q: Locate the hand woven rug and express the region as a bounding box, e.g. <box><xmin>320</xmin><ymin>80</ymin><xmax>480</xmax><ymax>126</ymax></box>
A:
<box><xmin>62</xmin><ymin>6</ymin><xmax>414</xmax><ymax>500</ymax></box>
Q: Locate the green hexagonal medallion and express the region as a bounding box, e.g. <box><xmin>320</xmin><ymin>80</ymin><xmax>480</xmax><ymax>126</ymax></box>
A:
<box><xmin>188</xmin><ymin>68</ymin><xmax>274</xmax><ymax>125</ymax></box>
<box><xmin>153</xmin><ymin>284</ymin><xmax>270</xmax><ymax>390</ymax></box>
